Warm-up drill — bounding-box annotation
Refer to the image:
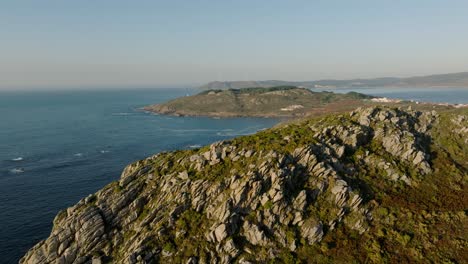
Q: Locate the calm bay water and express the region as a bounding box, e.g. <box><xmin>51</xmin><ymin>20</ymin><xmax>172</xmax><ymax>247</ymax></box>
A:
<box><xmin>0</xmin><ymin>87</ymin><xmax>467</xmax><ymax>263</ymax></box>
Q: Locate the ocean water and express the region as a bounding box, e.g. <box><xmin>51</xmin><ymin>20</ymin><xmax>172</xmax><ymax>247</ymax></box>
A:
<box><xmin>0</xmin><ymin>89</ymin><xmax>280</xmax><ymax>263</ymax></box>
<box><xmin>0</xmin><ymin>87</ymin><xmax>467</xmax><ymax>263</ymax></box>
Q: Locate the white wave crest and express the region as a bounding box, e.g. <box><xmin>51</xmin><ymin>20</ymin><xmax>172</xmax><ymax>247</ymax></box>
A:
<box><xmin>10</xmin><ymin>168</ymin><xmax>24</xmax><ymax>174</ymax></box>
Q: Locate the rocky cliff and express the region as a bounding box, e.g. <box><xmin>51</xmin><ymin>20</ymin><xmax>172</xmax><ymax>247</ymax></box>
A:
<box><xmin>21</xmin><ymin>106</ymin><xmax>467</xmax><ymax>263</ymax></box>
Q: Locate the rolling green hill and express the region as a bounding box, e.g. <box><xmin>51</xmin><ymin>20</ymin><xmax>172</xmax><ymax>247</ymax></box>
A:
<box><xmin>143</xmin><ymin>86</ymin><xmax>374</xmax><ymax>117</ymax></box>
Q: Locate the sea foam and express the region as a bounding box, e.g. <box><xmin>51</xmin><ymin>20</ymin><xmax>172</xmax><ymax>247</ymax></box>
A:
<box><xmin>10</xmin><ymin>168</ymin><xmax>24</xmax><ymax>174</ymax></box>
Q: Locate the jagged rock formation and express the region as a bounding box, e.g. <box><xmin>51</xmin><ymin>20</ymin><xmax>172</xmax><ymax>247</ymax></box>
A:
<box><xmin>21</xmin><ymin>107</ymin><xmax>467</xmax><ymax>264</ymax></box>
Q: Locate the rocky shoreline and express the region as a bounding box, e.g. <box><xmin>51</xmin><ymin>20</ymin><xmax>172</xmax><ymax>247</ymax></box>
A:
<box><xmin>144</xmin><ymin>99</ymin><xmax>468</xmax><ymax>119</ymax></box>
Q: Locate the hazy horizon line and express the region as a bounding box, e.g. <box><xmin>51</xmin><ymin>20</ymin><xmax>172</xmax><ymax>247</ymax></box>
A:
<box><xmin>2</xmin><ymin>70</ymin><xmax>468</xmax><ymax>91</ymax></box>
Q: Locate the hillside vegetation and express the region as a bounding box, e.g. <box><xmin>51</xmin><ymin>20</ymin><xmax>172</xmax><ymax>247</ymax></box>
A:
<box><xmin>143</xmin><ymin>86</ymin><xmax>374</xmax><ymax>117</ymax></box>
<box><xmin>22</xmin><ymin>106</ymin><xmax>467</xmax><ymax>264</ymax></box>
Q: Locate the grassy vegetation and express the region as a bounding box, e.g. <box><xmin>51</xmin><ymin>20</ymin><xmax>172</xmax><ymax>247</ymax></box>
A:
<box><xmin>291</xmin><ymin>109</ymin><xmax>467</xmax><ymax>263</ymax></box>
<box><xmin>144</xmin><ymin>86</ymin><xmax>374</xmax><ymax>117</ymax></box>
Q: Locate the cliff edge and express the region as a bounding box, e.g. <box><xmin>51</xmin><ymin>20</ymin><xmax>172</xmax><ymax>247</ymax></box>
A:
<box><xmin>22</xmin><ymin>106</ymin><xmax>467</xmax><ymax>263</ymax></box>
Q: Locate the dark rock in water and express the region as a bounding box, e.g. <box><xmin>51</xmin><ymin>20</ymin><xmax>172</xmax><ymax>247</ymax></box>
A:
<box><xmin>21</xmin><ymin>106</ymin><xmax>468</xmax><ymax>264</ymax></box>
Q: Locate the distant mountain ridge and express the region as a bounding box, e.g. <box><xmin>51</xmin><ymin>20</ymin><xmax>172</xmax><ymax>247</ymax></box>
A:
<box><xmin>200</xmin><ymin>72</ymin><xmax>468</xmax><ymax>89</ymax></box>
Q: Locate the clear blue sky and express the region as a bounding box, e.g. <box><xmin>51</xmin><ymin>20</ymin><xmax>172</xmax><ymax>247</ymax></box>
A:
<box><xmin>1</xmin><ymin>0</ymin><xmax>468</xmax><ymax>89</ymax></box>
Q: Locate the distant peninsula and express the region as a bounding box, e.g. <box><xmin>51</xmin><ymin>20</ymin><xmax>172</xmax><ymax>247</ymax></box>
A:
<box><xmin>200</xmin><ymin>71</ymin><xmax>468</xmax><ymax>90</ymax></box>
<box><xmin>143</xmin><ymin>86</ymin><xmax>375</xmax><ymax>118</ymax></box>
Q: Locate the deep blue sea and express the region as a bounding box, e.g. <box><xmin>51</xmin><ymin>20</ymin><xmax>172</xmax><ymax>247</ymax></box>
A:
<box><xmin>0</xmin><ymin>87</ymin><xmax>467</xmax><ymax>263</ymax></box>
